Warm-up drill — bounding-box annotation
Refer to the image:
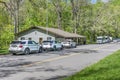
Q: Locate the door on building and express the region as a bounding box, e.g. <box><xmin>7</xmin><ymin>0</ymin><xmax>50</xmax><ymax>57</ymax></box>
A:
<box><xmin>39</xmin><ymin>38</ymin><xmax>43</xmax><ymax>44</ymax></box>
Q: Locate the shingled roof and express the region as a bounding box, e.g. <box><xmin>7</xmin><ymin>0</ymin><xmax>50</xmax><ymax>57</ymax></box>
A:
<box><xmin>17</xmin><ymin>26</ymin><xmax>86</xmax><ymax>38</ymax></box>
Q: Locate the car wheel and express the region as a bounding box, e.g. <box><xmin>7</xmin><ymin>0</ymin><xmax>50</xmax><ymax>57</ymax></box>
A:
<box><xmin>70</xmin><ymin>44</ymin><xmax>73</xmax><ymax>48</ymax></box>
<box><xmin>24</xmin><ymin>48</ymin><xmax>30</xmax><ymax>55</ymax></box>
<box><xmin>74</xmin><ymin>45</ymin><xmax>77</xmax><ymax>48</ymax></box>
<box><xmin>53</xmin><ymin>46</ymin><xmax>56</xmax><ymax>51</ymax></box>
<box><xmin>61</xmin><ymin>45</ymin><xmax>64</xmax><ymax>50</ymax></box>
<box><xmin>38</xmin><ymin>47</ymin><xmax>42</xmax><ymax>53</ymax></box>
<box><xmin>12</xmin><ymin>53</ymin><xmax>16</xmax><ymax>55</ymax></box>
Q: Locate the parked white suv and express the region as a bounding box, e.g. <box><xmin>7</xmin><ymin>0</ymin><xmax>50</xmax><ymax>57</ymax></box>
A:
<box><xmin>42</xmin><ymin>40</ymin><xmax>63</xmax><ymax>51</ymax></box>
<box><xmin>9</xmin><ymin>40</ymin><xmax>42</xmax><ymax>55</ymax></box>
<box><xmin>61</xmin><ymin>40</ymin><xmax>77</xmax><ymax>48</ymax></box>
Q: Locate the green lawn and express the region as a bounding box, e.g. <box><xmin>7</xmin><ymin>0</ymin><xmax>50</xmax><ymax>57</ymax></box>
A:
<box><xmin>0</xmin><ymin>49</ymin><xmax>9</xmax><ymax>55</ymax></box>
<box><xmin>64</xmin><ymin>50</ymin><xmax>120</xmax><ymax>80</ymax></box>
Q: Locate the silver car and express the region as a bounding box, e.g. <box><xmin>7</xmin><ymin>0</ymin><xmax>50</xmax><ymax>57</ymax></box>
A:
<box><xmin>9</xmin><ymin>40</ymin><xmax>42</xmax><ymax>55</ymax></box>
<box><xmin>42</xmin><ymin>40</ymin><xmax>63</xmax><ymax>51</ymax></box>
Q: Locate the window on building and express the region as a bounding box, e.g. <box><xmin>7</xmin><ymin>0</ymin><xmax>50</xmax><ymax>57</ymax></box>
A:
<box><xmin>21</xmin><ymin>37</ymin><xmax>25</xmax><ymax>40</ymax></box>
<box><xmin>47</xmin><ymin>37</ymin><xmax>52</xmax><ymax>41</ymax></box>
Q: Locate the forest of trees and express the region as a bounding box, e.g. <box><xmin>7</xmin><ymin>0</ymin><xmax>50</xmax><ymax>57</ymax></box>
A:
<box><xmin>0</xmin><ymin>0</ymin><xmax>120</xmax><ymax>49</ymax></box>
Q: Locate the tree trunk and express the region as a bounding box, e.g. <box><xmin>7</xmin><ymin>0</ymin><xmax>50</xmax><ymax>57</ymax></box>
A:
<box><xmin>70</xmin><ymin>0</ymin><xmax>79</xmax><ymax>33</ymax></box>
<box><xmin>57</xmin><ymin>11</ymin><xmax>62</xmax><ymax>30</ymax></box>
<box><xmin>0</xmin><ymin>0</ymin><xmax>23</xmax><ymax>40</ymax></box>
<box><xmin>52</xmin><ymin>0</ymin><xmax>62</xmax><ymax>29</ymax></box>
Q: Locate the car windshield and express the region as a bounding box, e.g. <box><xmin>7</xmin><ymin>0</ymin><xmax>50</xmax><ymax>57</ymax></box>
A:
<box><xmin>62</xmin><ymin>40</ymin><xmax>70</xmax><ymax>43</ymax></box>
<box><xmin>11</xmin><ymin>41</ymin><xmax>26</xmax><ymax>44</ymax></box>
<box><xmin>97</xmin><ymin>38</ymin><xmax>103</xmax><ymax>40</ymax></box>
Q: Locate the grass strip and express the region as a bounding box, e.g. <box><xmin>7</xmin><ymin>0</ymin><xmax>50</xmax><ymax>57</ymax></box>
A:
<box><xmin>0</xmin><ymin>49</ymin><xmax>9</xmax><ymax>55</ymax></box>
<box><xmin>64</xmin><ymin>50</ymin><xmax>120</xmax><ymax>80</ymax></box>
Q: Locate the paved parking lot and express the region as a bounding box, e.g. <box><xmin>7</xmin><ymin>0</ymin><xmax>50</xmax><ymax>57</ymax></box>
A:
<box><xmin>0</xmin><ymin>43</ymin><xmax>120</xmax><ymax>80</ymax></box>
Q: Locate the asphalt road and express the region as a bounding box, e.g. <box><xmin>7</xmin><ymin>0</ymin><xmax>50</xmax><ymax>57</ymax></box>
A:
<box><xmin>0</xmin><ymin>43</ymin><xmax>120</xmax><ymax>80</ymax></box>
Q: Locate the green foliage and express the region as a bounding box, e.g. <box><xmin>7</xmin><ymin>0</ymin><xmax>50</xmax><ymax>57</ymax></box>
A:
<box><xmin>64</xmin><ymin>50</ymin><xmax>120</xmax><ymax>80</ymax></box>
<box><xmin>0</xmin><ymin>49</ymin><xmax>9</xmax><ymax>55</ymax></box>
<box><xmin>0</xmin><ymin>25</ymin><xmax>14</xmax><ymax>49</ymax></box>
<box><xmin>0</xmin><ymin>0</ymin><xmax>120</xmax><ymax>48</ymax></box>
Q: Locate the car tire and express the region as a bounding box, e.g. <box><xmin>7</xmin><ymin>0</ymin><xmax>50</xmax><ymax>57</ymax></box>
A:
<box><xmin>12</xmin><ymin>53</ymin><xmax>16</xmax><ymax>55</ymax></box>
<box><xmin>74</xmin><ymin>44</ymin><xmax>77</xmax><ymax>48</ymax></box>
<box><xmin>74</xmin><ymin>45</ymin><xmax>77</xmax><ymax>48</ymax></box>
<box><xmin>61</xmin><ymin>45</ymin><xmax>64</xmax><ymax>50</ymax></box>
<box><xmin>53</xmin><ymin>46</ymin><xmax>56</xmax><ymax>51</ymax></box>
<box><xmin>70</xmin><ymin>44</ymin><xmax>73</xmax><ymax>48</ymax></box>
<box><xmin>24</xmin><ymin>48</ymin><xmax>30</xmax><ymax>55</ymax></box>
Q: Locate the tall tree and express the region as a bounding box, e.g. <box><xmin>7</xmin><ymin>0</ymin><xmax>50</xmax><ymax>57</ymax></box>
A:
<box><xmin>51</xmin><ymin>0</ymin><xmax>63</xmax><ymax>29</ymax></box>
<box><xmin>70</xmin><ymin>0</ymin><xmax>89</xmax><ymax>33</ymax></box>
<box><xmin>0</xmin><ymin>0</ymin><xmax>24</xmax><ymax>39</ymax></box>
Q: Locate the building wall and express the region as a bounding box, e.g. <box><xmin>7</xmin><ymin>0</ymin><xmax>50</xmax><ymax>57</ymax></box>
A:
<box><xmin>18</xmin><ymin>29</ymin><xmax>55</xmax><ymax>43</ymax></box>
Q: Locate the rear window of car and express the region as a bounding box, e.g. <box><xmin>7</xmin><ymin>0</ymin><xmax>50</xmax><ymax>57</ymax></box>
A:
<box><xmin>11</xmin><ymin>41</ymin><xmax>21</xmax><ymax>44</ymax></box>
<box><xmin>43</xmin><ymin>41</ymin><xmax>53</xmax><ymax>44</ymax></box>
<box><xmin>11</xmin><ymin>41</ymin><xmax>26</xmax><ymax>44</ymax></box>
<box><xmin>63</xmin><ymin>42</ymin><xmax>69</xmax><ymax>44</ymax></box>
<box><xmin>21</xmin><ymin>41</ymin><xmax>26</xmax><ymax>44</ymax></box>
<box><xmin>43</xmin><ymin>41</ymin><xmax>52</xmax><ymax>43</ymax></box>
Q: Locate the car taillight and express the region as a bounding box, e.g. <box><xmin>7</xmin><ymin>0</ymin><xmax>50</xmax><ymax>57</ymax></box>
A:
<box><xmin>19</xmin><ymin>44</ymin><xmax>23</xmax><ymax>48</ymax></box>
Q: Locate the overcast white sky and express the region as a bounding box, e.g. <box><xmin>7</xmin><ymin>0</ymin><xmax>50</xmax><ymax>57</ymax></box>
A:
<box><xmin>91</xmin><ymin>0</ymin><xmax>109</xmax><ymax>4</ymax></box>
